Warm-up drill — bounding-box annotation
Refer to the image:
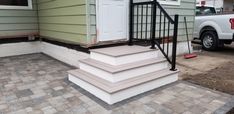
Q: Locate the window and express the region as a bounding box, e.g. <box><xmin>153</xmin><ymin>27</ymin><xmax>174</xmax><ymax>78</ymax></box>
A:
<box><xmin>196</xmin><ymin>6</ymin><xmax>216</xmax><ymax>16</ymax></box>
<box><xmin>159</xmin><ymin>0</ymin><xmax>181</xmax><ymax>6</ymax></box>
<box><xmin>0</xmin><ymin>0</ymin><xmax>32</xmax><ymax>9</ymax></box>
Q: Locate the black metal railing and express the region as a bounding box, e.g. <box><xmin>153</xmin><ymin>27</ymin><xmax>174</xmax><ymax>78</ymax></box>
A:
<box><xmin>129</xmin><ymin>0</ymin><xmax>179</xmax><ymax>71</ymax></box>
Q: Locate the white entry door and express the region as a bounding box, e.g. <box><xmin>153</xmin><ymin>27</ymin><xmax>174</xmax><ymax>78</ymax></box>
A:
<box><xmin>97</xmin><ymin>0</ymin><xmax>128</xmax><ymax>41</ymax></box>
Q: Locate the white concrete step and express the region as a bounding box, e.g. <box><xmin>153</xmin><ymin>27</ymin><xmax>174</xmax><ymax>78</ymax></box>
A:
<box><xmin>68</xmin><ymin>69</ymin><xmax>179</xmax><ymax>105</ymax></box>
<box><xmin>90</xmin><ymin>46</ymin><xmax>158</xmax><ymax>65</ymax></box>
<box><xmin>79</xmin><ymin>58</ymin><xmax>168</xmax><ymax>83</ymax></box>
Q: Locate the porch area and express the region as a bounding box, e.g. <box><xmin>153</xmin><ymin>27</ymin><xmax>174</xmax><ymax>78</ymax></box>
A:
<box><xmin>0</xmin><ymin>53</ymin><xmax>233</xmax><ymax>114</ymax></box>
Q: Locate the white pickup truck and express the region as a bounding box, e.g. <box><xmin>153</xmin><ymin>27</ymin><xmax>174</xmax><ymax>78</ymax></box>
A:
<box><xmin>193</xmin><ymin>5</ymin><xmax>234</xmax><ymax>50</ymax></box>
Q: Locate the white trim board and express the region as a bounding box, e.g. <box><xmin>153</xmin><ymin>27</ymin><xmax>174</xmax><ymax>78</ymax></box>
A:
<box><xmin>40</xmin><ymin>42</ymin><xmax>89</xmax><ymax>68</ymax></box>
<box><xmin>68</xmin><ymin>73</ymin><xmax>178</xmax><ymax>105</ymax></box>
<box><xmin>157</xmin><ymin>41</ymin><xmax>193</xmax><ymax>58</ymax></box>
<box><xmin>0</xmin><ymin>42</ymin><xmax>89</xmax><ymax>68</ymax></box>
<box><xmin>0</xmin><ymin>0</ymin><xmax>33</xmax><ymax>9</ymax></box>
<box><xmin>159</xmin><ymin>0</ymin><xmax>181</xmax><ymax>6</ymax></box>
<box><xmin>0</xmin><ymin>41</ymin><xmax>190</xmax><ymax>67</ymax></box>
<box><xmin>0</xmin><ymin>42</ymin><xmax>41</xmax><ymax>58</ymax></box>
<box><xmin>135</xmin><ymin>0</ymin><xmax>181</xmax><ymax>6</ymax></box>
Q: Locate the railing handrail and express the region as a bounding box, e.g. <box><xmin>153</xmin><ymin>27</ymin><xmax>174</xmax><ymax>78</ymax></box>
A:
<box><xmin>129</xmin><ymin>0</ymin><xmax>179</xmax><ymax>71</ymax></box>
<box><xmin>154</xmin><ymin>1</ymin><xmax>175</xmax><ymax>23</ymax></box>
<box><xmin>132</xmin><ymin>0</ymin><xmax>174</xmax><ymax>23</ymax></box>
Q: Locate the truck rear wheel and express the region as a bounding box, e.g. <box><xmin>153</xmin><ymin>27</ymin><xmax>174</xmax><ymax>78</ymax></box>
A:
<box><xmin>201</xmin><ymin>31</ymin><xmax>219</xmax><ymax>51</ymax></box>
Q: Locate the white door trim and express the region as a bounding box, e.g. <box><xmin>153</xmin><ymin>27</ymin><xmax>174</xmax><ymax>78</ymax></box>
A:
<box><xmin>96</xmin><ymin>0</ymin><xmax>129</xmax><ymax>42</ymax></box>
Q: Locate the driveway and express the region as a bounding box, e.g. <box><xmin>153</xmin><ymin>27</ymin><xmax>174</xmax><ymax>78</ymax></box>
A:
<box><xmin>0</xmin><ymin>54</ymin><xmax>233</xmax><ymax>114</ymax></box>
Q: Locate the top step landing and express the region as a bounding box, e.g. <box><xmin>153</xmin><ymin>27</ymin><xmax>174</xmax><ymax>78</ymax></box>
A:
<box><xmin>90</xmin><ymin>46</ymin><xmax>157</xmax><ymax>57</ymax></box>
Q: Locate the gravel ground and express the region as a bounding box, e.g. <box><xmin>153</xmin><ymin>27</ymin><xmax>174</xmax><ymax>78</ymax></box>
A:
<box><xmin>177</xmin><ymin>42</ymin><xmax>234</xmax><ymax>95</ymax></box>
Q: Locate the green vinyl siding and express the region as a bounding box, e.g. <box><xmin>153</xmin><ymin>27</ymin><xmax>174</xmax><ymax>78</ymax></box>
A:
<box><xmin>88</xmin><ymin>0</ymin><xmax>196</xmax><ymax>42</ymax></box>
<box><xmin>162</xmin><ymin>0</ymin><xmax>196</xmax><ymax>41</ymax></box>
<box><xmin>0</xmin><ymin>0</ymin><xmax>38</xmax><ymax>38</ymax></box>
<box><xmin>37</xmin><ymin>0</ymin><xmax>89</xmax><ymax>45</ymax></box>
<box><xmin>0</xmin><ymin>0</ymin><xmax>195</xmax><ymax>45</ymax></box>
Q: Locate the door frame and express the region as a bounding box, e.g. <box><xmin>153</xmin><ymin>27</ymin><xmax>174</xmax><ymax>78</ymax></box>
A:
<box><xmin>96</xmin><ymin>0</ymin><xmax>129</xmax><ymax>42</ymax></box>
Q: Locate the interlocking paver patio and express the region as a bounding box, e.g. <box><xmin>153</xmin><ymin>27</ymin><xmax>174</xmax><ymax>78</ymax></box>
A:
<box><xmin>0</xmin><ymin>54</ymin><xmax>233</xmax><ymax>114</ymax></box>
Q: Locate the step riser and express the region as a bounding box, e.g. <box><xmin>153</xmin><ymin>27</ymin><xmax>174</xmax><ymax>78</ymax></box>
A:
<box><xmin>68</xmin><ymin>74</ymin><xmax>111</xmax><ymax>103</ymax></box>
<box><xmin>79</xmin><ymin>62</ymin><xmax>168</xmax><ymax>83</ymax></box>
<box><xmin>68</xmin><ymin>73</ymin><xmax>178</xmax><ymax>105</ymax></box>
<box><xmin>90</xmin><ymin>51</ymin><xmax>158</xmax><ymax>66</ymax></box>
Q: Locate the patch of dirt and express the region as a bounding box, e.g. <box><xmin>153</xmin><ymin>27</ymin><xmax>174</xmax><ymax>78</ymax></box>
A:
<box><xmin>227</xmin><ymin>107</ymin><xmax>234</xmax><ymax>114</ymax></box>
<box><xmin>178</xmin><ymin>43</ymin><xmax>234</xmax><ymax>95</ymax></box>
<box><xmin>183</xmin><ymin>62</ymin><xmax>234</xmax><ymax>95</ymax></box>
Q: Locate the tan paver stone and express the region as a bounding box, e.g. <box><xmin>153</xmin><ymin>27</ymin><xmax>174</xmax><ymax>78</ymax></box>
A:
<box><xmin>0</xmin><ymin>54</ymin><xmax>232</xmax><ymax>114</ymax></box>
<box><xmin>0</xmin><ymin>104</ymin><xmax>8</xmax><ymax>110</ymax></box>
<box><xmin>53</xmin><ymin>86</ymin><xmax>64</xmax><ymax>91</ymax></box>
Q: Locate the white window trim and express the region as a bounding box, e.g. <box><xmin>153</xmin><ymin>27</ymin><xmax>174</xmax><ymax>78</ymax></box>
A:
<box><xmin>158</xmin><ymin>0</ymin><xmax>181</xmax><ymax>6</ymax></box>
<box><xmin>0</xmin><ymin>0</ymin><xmax>32</xmax><ymax>9</ymax></box>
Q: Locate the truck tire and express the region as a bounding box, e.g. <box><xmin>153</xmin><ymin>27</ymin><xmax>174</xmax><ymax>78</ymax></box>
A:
<box><xmin>201</xmin><ymin>31</ymin><xmax>219</xmax><ymax>51</ymax></box>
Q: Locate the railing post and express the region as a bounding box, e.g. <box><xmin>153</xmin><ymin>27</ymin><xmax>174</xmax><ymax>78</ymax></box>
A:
<box><xmin>150</xmin><ymin>0</ymin><xmax>157</xmax><ymax>49</ymax></box>
<box><xmin>171</xmin><ymin>14</ymin><xmax>179</xmax><ymax>71</ymax></box>
<box><xmin>128</xmin><ymin>0</ymin><xmax>134</xmax><ymax>46</ymax></box>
